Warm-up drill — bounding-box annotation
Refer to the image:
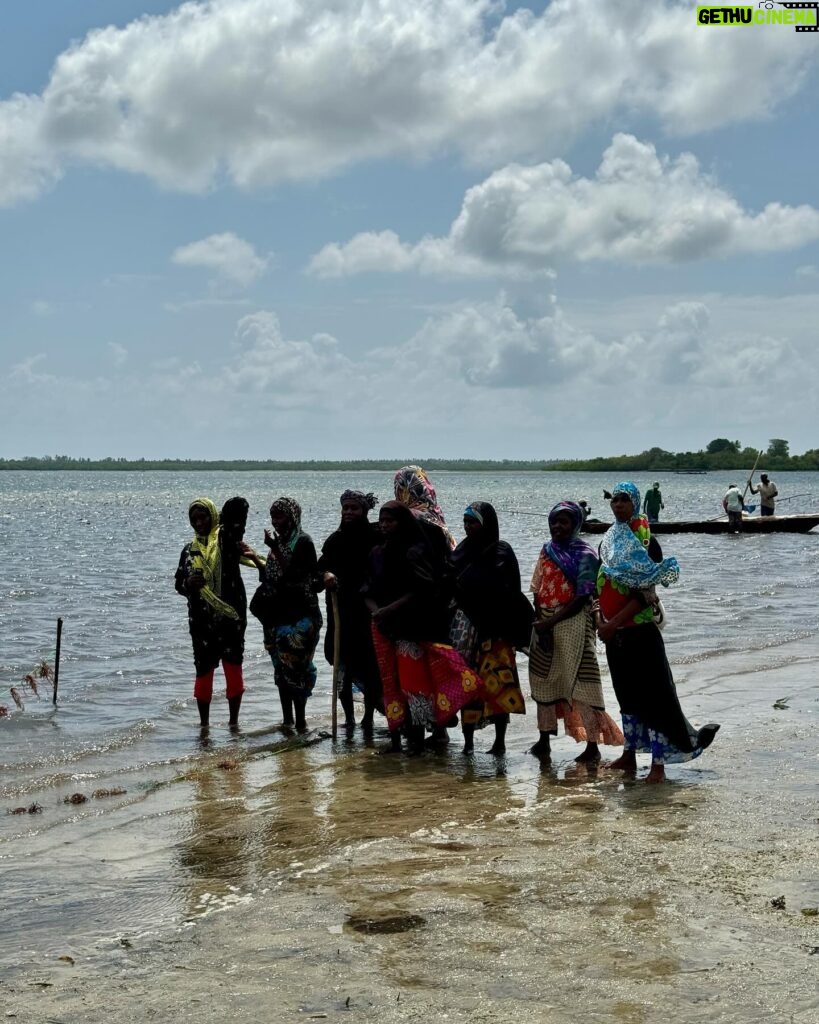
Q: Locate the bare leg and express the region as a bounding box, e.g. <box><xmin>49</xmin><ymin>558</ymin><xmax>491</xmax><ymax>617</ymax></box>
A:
<box><xmin>227</xmin><ymin>695</ymin><xmax>242</xmax><ymax>731</ymax></box>
<box><xmin>426</xmin><ymin>726</ymin><xmax>450</xmax><ymax>749</ymax></box>
<box><xmin>279</xmin><ymin>690</ymin><xmax>295</xmax><ymax>729</ymax></box>
<box><xmin>529</xmin><ymin>731</ymin><xmax>551</xmax><ymax>759</ymax></box>
<box><xmin>645</xmin><ymin>761</ymin><xmax>666</xmax><ymax>784</ymax></box>
<box><xmin>575</xmin><ymin>741</ymin><xmax>601</xmax><ymax>763</ymax></box>
<box><xmin>196</xmin><ymin>699</ymin><xmax>210</xmax><ymax>731</ymax></box>
<box><xmin>339</xmin><ymin>682</ymin><xmax>355</xmax><ymax>734</ymax></box>
<box><xmin>487</xmin><ymin>715</ymin><xmax>508</xmax><ymax>756</ymax></box>
<box><xmin>361</xmin><ymin>702</ymin><xmax>375</xmax><ymax>733</ymax></box>
<box><xmin>607</xmin><ymin>749</ymin><xmax>637</xmax><ymax>771</ymax></box>
<box><xmin>462</xmin><ymin>724</ymin><xmax>475</xmax><ymax>755</ymax></box>
<box><xmin>407</xmin><ymin>725</ymin><xmax>426</xmax><ymax>755</ymax></box>
<box><xmin>293</xmin><ymin>695</ymin><xmax>308</xmax><ymax>733</ymax></box>
<box><xmin>380</xmin><ymin>730</ymin><xmax>403</xmax><ymax>754</ymax></box>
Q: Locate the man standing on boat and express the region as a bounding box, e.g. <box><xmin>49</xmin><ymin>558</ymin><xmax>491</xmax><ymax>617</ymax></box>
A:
<box><xmin>723</xmin><ymin>483</ymin><xmax>744</xmax><ymax>533</ymax></box>
<box><xmin>748</xmin><ymin>473</ymin><xmax>778</xmax><ymax>517</ymax></box>
<box><xmin>642</xmin><ymin>482</ymin><xmax>664</xmax><ymax>523</ymax></box>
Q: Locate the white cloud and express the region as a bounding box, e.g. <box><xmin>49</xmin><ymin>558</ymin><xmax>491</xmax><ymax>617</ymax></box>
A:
<box><xmin>172</xmin><ymin>232</ymin><xmax>268</xmax><ymax>287</ymax></box>
<box><xmin>310</xmin><ymin>135</ymin><xmax>819</xmax><ymax>277</ymax></box>
<box><xmin>0</xmin><ymin>0</ymin><xmax>815</xmax><ymax>206</ymax></box>
<box><xmin>219</xmin><ymin>311</ymin><xmax>355</xmax><ymax>404</ymax></box>
<box><xmin>108</xmin><ymin>343</ymin><xmax>128</xmax><ymax>366</ymax></box>
<box><xmin>796</xmin><ymin>264</ymin><xmax>819</xmax><ymax>278</ymax></box>
<box><xmin>4</xmin><ymin>291</ymin><xmax>817</xmax><ymax>458</ymax></box>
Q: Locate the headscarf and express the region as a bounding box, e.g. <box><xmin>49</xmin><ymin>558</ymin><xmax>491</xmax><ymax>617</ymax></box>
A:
<box><xmin>451</xmin><ymin>501</ymin><xmax>500</xmax><ymax>571</ymax></box>
<box><xmin>543</xmin><ymin>500</ymin><xmax>600</xmax><ymax>597</ymax></box>
<box><xmin>221</xmin><ymin>495</ymin><xmax>257</xmax><ymax>568</ymax></box>
<box><xmin>339</xmin><ymin>489</ymin><xmax>378</xmax><ymax>513</ymax></box>
<box><xmin>378</xmin><ymin>499</ymin><xmax>425</xmax><ymax>548</ymax></box>
<box><xmin>188</xmin><ymin>498</ymin><xmax>239</xmax><ymax>620</ymax></box>
<box><xmin>270</xmin><ymin>496</ymin><xmax>302</xmax><ymax>551</ymax></box>
<box><xmin>393</xmin><ymin>465</ymin><xmax>455</xmax><ymax>548</ymax></box>
<box><xmin>263</xmin><ymin>496</ymin><xmax>304</xmax><ymax>585</ymax></box>
<box><xmin>599</xmin><ymin>482</ymin><xmax>680</xmax><ymax>590</ymax></box>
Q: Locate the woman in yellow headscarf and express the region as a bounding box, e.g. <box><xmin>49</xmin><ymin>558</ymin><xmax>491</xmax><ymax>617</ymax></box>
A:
<box><xmin>175</xmin><ymin>497</ymin><xmax>249</xmax><ymax>732</ymax></box>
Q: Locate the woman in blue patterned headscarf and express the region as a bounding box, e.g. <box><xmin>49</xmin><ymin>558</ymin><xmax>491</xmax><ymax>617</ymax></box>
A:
<box><xmin>528</xmin><ymin>501</ymin><xmax>623</xmax><ymax>762</ymax></box>
<box><xmin>596</xmin><ymin>483</ymin><xmax>719</xmax><ymax>783</ymax></box>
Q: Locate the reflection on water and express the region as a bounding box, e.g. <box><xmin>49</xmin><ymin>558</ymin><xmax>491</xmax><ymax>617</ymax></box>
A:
<box><xmin>177</xmin><ymin>758</ymin><xmax>253</xmax><ymax>917</ymax></box>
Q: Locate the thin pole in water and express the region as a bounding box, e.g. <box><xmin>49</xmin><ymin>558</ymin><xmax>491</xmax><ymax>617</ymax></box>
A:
<box><xmin>53</xmin><ymin>617</ymin><xmax>63</xmax><ymax>706</ymax></box>
<box><xmin>330</xmin><ymin>592</ymin><xmax>340</xmax><ymax>740</ymax></box>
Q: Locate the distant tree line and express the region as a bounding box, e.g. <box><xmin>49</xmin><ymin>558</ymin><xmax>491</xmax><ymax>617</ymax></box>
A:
<box><xmin>0</xmin><ymin>455</ymin><xmax>556</xmax><ymax>472</ymax></box>
<box><xmin>547</xmin><ymin>439</ymin><xmax>819</xmax><ymax>472</ymax></box>
<box><xmin>1</xmin><ymin>441</ymin><xmax>816</xmax><ymax>472</ymax></box>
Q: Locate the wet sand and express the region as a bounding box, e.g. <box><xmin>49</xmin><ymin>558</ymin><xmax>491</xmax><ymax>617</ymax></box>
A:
<box><xmin>3</xmin><ymin>648</ymin><xmax>818</xmax><ymax>1024</ymax></box>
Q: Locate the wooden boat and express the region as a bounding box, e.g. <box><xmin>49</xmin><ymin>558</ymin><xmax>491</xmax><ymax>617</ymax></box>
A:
<box><xmin>581</xmin><ymin>514</ymin><xmax>819</xmax><ymax>535</ymax></box>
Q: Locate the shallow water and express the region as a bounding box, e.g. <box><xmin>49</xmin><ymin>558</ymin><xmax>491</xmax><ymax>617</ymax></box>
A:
<box><xmin>1</xmin><ymin>470</ymin><xmax>818</xmax><ymax>1021</ymax></box>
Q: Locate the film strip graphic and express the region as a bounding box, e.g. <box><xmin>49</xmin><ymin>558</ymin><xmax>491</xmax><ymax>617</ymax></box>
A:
<box><xmin>776</xmin><ymin>2</ymin><xmax>819</xmax><ymax>31</ymax></box>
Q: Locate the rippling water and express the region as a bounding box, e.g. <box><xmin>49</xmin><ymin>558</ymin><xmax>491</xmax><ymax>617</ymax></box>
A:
<box><xmin>1</xmin><ymin>470</ymin><xmax>817</xmax><ymax>972</ymax></box>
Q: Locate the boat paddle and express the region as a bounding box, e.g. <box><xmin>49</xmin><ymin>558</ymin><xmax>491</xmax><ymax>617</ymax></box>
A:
<box><xmin>741</xmin><ymin>447</ymin><xmax>763</xmax><ymax>513</ymax></box>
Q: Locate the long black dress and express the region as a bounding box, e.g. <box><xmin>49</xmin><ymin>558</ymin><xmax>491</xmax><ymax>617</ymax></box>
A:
<box><xmin>317</xmin><ymin>520</ymin><xmax>383</xmax><ymax>708</ymax></box>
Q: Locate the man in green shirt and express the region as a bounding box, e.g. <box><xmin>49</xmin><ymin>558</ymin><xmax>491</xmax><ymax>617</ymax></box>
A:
<box><xmin>642</xmin><ymin>482</ymin><xmax>664</xmax><ymax>523</ymax></box>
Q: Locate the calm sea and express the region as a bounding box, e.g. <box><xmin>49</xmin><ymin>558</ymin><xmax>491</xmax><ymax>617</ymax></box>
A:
<box><xmin>1</xmin><ymin>469</ymin><xmax>817</xmax><ymax>969</ymax></box>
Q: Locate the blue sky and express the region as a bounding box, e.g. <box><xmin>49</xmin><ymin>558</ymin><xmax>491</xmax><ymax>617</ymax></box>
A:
<box><xmin>1</xmin><ymin>0</ymin><xmax>818</xmax><ymax>460</ymax></box>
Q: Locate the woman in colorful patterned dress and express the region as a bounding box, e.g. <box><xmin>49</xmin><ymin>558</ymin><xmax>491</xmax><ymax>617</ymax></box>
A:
<box><xmin>449</xmin><ymin>502</ymin><xmax>529</xmax><ymax>756</ymax></box>
<box><xmin>365</xmin><ymin>501</ymin><xmax>485</xmax><ymax>755</ymax></box>
<box><xmin>246</xmin><ymin>497</ymin><xmax>322</xmax><ymax>733</ymax></box>
<box><xmin>528</xmin><ymin>501</ymin><xmax>623</xmax><ymax>762</ymax></box>
<box><xmin>596</xmin><ymin>482</ymin><xmax>719</xmax><ymax>783</ymax></box>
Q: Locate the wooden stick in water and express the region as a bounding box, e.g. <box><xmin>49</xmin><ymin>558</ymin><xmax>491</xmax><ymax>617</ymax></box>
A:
<box><xmin>53</xmin><ymin>617</ymin><xmax>63</xmax><ymax>706</ymax></box>
<box><xmin>330</xmin><ymin>592</ymin><xmax>341</xmax><ymax>740</ymax></box>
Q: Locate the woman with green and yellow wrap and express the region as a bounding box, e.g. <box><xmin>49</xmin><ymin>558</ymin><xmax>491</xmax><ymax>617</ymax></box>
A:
<box><xmin>175</xmin><ymin>497</ymin><xmax>248</xmax><ymax>731</ymax></box>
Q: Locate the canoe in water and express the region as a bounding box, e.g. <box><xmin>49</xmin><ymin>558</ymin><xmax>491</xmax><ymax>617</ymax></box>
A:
<box><xmin>581</xmin><ymin>514</ymin><xmax>819</xmax><ymax>535</ymax></box>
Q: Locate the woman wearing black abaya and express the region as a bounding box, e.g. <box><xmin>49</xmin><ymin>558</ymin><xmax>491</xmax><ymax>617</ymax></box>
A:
<box><xmin>318</xmin><ymin>489</ymin><xmax>384</xmax><ymax>734</ymax></box>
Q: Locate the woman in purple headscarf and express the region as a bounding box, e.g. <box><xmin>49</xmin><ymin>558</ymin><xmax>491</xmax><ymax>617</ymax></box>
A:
<box><xmin>528</xmin><ymin>501</ymin><xmax>623</xmax><ymax>762</ymax></box>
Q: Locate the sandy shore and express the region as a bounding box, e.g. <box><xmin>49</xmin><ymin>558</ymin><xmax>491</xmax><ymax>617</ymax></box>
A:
<box><xmin>3</xmin><ymin>649</ymin><xmax>818</xmax><ymax>1024</ymax></box>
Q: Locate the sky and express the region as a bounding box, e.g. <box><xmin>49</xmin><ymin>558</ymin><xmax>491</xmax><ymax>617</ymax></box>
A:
<box><xmin>1</xmin><ymin>0</ymin><xmax>818</xmax><ymax>461</ymax></box>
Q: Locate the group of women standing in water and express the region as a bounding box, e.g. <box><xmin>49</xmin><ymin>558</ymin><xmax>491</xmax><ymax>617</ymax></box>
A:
<box><xmin>175</xmin><ymin>467</ymin><xmax>718</xmax><ymax>781</ymax></box>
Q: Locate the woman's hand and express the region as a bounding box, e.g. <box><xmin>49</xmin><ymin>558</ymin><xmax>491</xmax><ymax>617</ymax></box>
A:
<box><xmin>187</xmin><ymin>571</ymin><xmax>206</xmax><ymax>592</ymax></box>
<box><xmin>597</xmin><ymin>620</ymin><xmax>617</xmax><ymax>645</ymax></box>
<box><xmin>323</xmin><ymin>572</ymin><xmax>338</xmax><ymax>592</ymax></box>
<box><xmin>263</xmin><ymin>528</ymin><xmax>275</xmax><ymax>549</ymax></box>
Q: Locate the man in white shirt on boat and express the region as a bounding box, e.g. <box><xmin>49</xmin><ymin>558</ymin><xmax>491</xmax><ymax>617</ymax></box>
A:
<box><xmin>722</xmin><ymin>484</ymin><xmax>744</xmax><ymax>533</ymax></box>
<box><xmin>748</xmin><ymin>474</ymin><xmax>778</xmax><ymax>517</ymax></box>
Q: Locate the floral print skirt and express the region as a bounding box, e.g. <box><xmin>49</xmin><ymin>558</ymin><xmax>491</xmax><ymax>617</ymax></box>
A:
<box><xmin>371</xmin><ymin>625</ymin><xmax>485</xmax><ymax>733</ymax></box>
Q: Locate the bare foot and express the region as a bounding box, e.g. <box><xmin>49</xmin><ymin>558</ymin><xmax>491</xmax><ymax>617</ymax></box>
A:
<box><xmin>606</xmin><ymin>752</ymin><xmax>637</xmax><ymax>771</ymax></box>
<box><xmin>486</xmin><ymin>742</ymin><xmax>506</xmax><ymax>756</ymax></box>
<box><xmin>462</xmin><ymin>743</ymin><xmax>474</xmax><ymax>756</ymax></box>
<box><xmin>529</xmin><ymin>739</ymin><xmax>551</xmax><ymax>759</ymax></box>
<box><xmin>645</xmin><ymin>764</ymin><xmax>666</xmax><ymax>784</ymax></box>
<box><xmin>575</xmin><ymin>743</ymin><xmax>601</xmax><ymax>763</ymax></box>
